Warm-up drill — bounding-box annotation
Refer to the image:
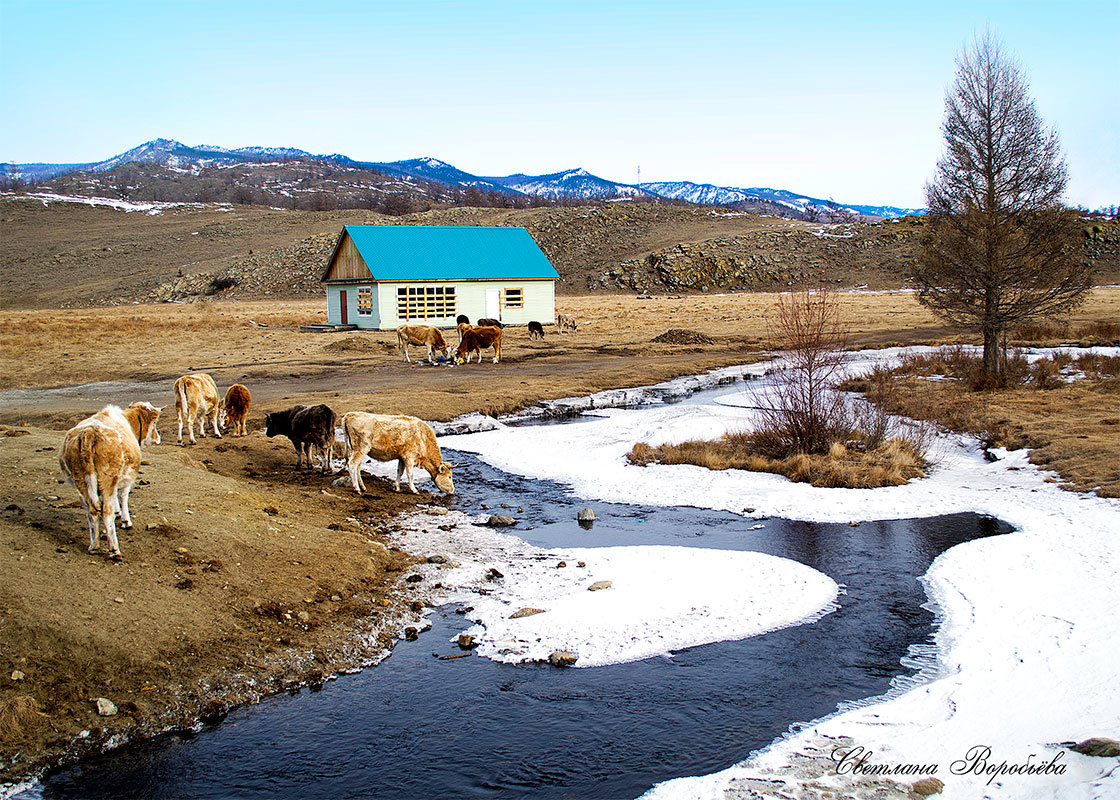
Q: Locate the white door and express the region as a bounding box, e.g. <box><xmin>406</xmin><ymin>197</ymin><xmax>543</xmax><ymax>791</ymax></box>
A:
<box><xmin>485</xmin><ymin>289</ymin><xmax>500</xmax><ymax>320</ymax></box>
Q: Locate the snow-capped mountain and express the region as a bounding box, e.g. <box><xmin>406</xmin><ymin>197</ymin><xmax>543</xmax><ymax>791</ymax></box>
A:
<box><xmin>2</xmin><ymin>139</ymin><xmax>924</xmax><ymax>217</ymax></box>
<box><xmin>488</xmin><ymin>168</ymin><xmax>656</xmax><ymax>200</ymax></box>
<box><xmin>641</xmin><ymin>180</ymin><xmax>924</xmax><ymax>219</ymax></box>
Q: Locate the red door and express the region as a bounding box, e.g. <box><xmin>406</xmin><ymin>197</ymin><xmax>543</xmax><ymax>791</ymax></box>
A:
<box><xmin>339</xmin><ymin>290</ymin><xmax>348</xmax><ymax>325</ymax></box>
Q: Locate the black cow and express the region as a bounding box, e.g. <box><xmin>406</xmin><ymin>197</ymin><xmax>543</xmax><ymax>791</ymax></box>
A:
<box><xmin>527</xmin><ymin>320</ymin><xmax>545</xmax><ymax>340</ymax></box>
<box><xmin>477</xmin><ymin>317</ymin><xmax>505</xmax><ymax>329</ymax></box>
<box><xmin>456</xmin><ymin>314</ymin><xmax>470</xmax><ymax>327</ymax></box>
<box><xmin>264</xmin><ymin>404</ymin><xmax>337</xmax><ymax>474</ymax></box>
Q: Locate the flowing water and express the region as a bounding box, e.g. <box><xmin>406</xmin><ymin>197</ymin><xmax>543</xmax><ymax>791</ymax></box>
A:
<box><xmin>37</xmin><ymin>388</ymin><xmax>1010</xmax><ymax>800</ymax></box>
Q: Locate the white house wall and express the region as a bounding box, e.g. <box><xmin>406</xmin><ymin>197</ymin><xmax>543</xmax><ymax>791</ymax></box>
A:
<box><xmin>375</xmin><ymin>280</ymin><xmax>555</xmax><ymax>330</ymax></box>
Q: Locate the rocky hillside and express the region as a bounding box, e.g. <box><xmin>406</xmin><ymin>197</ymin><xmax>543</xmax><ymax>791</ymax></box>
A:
<box><xmin>2</xmin><ymin>197</ymin><xmax>1116</xmax><ymax>308</ymax></box>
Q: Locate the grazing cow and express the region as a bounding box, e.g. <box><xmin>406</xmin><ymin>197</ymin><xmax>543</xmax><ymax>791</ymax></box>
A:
<box><xmin>264</xmin><ymin>404</ymin><xmax>337</xmax><ymax>474</ymax></box>
<box><xmin>218</xmin><ymin>383</ymin><xmax>251</xmax><ymax>436</ymax></box>
<box><xmin>173</xmin><ymin>373</ymin><xmax>221</xmax><ymax>445</ymax></box>
<box><xmin>557</xmin><ymin>313</ymin><xmax>578</xmax><ymax>334</ymax></box>
<box><xmin>527</xmin><ymin>320</ymin><xmax>545</xmax><ymax>340</ymax></box>
<box><xmin>397</xmin><ymin>325</ymin><xmax>450</xmax><ymax>363</ymax></box>
<box><xmin>341</xmin><ymin>411</ymin><xmax>455</xmax><ymax>495</ymax></box>
<box><xmin>59</xmin><ymin>402</ymin><xmax>162</xmax><ymax>559</ymax></box>
<box><xmin>477</xmin><ymin>317</ymin><xmax>505</xmax><ymax>329</ymax></box>
<box><xmin>456</xmin><ymin>325</ymin><xmax>503</xmax><ymax>364</ymax></box>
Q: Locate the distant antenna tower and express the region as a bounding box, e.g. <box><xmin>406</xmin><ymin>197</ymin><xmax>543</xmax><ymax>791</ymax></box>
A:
<box><xmin>636</xmin><ymin>164</ymin><xmax>641</xmax><ymax>186</ymax></box>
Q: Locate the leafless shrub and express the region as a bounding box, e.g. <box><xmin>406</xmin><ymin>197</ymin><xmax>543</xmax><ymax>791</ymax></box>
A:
<box><xmin>0</xmin><ymin>695</ymin><xmax>49</xmax><ymax>743</ymax></box>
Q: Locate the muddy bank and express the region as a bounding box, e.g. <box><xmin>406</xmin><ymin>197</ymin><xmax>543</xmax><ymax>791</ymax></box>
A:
<box><xmin>0</xmin><ymin>426</ymin><xmax>442</xmax><ymax>786</ymax></box>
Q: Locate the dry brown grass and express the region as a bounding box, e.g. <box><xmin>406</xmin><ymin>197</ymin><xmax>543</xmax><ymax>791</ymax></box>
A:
<box><xmin>627</xmin><ymin>431</ymin><xmax>927</xmax><ymax>488</ymax></box>
<box><xmin>0</xmin><ymin>695</ymin><xmax>49</xmax><ymax>744</ymax></box>
<box><xmin>860</xmin><ymin>352</ymin><xmax>1120</xmax><ymax>496</ymax></box>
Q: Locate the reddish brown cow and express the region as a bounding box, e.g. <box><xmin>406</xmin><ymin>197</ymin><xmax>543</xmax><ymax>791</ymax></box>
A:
<box><xmin>219</xmin><ymin>383</ymin><xmax>251</xmax><ymax>436</ymax></box>
<box><xmin>456</xmin><ymin>325</ymin><xmax>503</xmax><ymax>364</ymax></box>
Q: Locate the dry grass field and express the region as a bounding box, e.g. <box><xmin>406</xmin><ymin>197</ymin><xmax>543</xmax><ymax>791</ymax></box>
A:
<box><xmin>1</xmin><ymin>288</ymin><xmax>1117</xmax><ymax>782</ymax></box>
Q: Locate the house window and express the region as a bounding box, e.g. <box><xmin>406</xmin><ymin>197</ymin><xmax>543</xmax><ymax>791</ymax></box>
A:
<box><xmin>356</xmin><ymin>286</ymin><xmax>373</xmax><ymax>316</ymax></box>
<box><xmin>502</xmin><ymin>287</ymin><xmax>524</xmax><ymax>309</ymax></box>
<box><xmin>396</xmin><ymin>285</ymin><xmax>456</xmax><ymax>320</ymax></box>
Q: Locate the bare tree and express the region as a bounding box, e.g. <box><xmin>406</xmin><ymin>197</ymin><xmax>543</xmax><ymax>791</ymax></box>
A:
<box><xmin>914</xmin><ymin>32</ymin><xmax>1090</xmax><ymax>379</ymax></box>
<box><xmin>753</xmin><ymin>286</ymin><xmax>853</xmax><ymax>455</ymax></box>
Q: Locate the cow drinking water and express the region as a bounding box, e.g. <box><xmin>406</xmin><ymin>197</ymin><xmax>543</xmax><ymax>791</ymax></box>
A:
<box><xmin>341</xmin><ymin>412</ymin><xmax>455</xmax><ymax>495</ymax></box>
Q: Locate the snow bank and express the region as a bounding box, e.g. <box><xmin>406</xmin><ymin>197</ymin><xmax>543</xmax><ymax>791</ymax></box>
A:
<box><xmin>443</xmin><ymin>349</ymin><xmax>1120</xmax><ymax>799</ymax></box>
<box><xmin>393</xmin><ymin>512</ymin><xmax>838</xmax><ymax>669</ymax></box>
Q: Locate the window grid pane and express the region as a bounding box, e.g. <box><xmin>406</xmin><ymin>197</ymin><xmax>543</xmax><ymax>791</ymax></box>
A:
<box><xmin>396</xmin><ymin>286</ymin><xmax>456</xmax><ymax>319</ymax></box>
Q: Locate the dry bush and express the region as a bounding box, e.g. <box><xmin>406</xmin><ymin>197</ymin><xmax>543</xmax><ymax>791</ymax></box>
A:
<box><xmin>1074</xmin><ymin>353</ymin><xmax>1120</xmax><ymax>379</ymax></box>
<box><xmin>0</xmin><ymin>695</ymin><xmax>49</xmax><ymax>743</ymax></box>
<box><xmin>1030</xmin><ymin>359</ymin><xmax>1065</xmax><ymax>390</ymax></box>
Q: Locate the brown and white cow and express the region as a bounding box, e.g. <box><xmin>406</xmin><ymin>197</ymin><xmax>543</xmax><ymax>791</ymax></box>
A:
<box><xmin>218</xmin><ymin>383</ymin><xmax>251</xmax><ymax>436</ymax></box>
<box><xmin>397</xmin><ymin>325</ymin><xmax>450</xmax><ymax>363</ymax></box>
<box><xmin>341</xmin><ymin>411</ymin><xmax>455</xmax><ymax>495</ymax></box>
<box><xmin>456</xmin><ymin>325</ymin><xmax>503</xmax><ymax>364</ymax></box>
<box><xmin>264</xmin><ymin>404</ymin><xmax>336</xmax><ymax>474</ymax></box>
<box><xmin>173</xmin><ymin>373</ymin><xmax>221</xmax><ymax>445</ymax></box>
<box><xmin>557</xmin><ymin>313</ymin><xmax>578</xmax><ymax>334</ymax></box>
<box><xmin>59</xmin><ymin>402</ymin><xmax>162</xmax><ymax>559</ymax></box>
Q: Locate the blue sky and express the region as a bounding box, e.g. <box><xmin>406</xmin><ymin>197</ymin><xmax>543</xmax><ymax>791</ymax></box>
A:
<box><xmin>1</xmin><ymin>0</ymin><xmax>1116</xmax><ymax>208</ymax></box>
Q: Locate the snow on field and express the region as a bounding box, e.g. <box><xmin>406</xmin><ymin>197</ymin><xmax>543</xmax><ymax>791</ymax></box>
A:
<box><xmin>1</xmin><ymin>191</ymin><xmax>230</xmax><ymax>214</ymax></box>
<box><xmin>393</xmin><ymin>515</ymin><xmax>838</xmax><ymax>668</ymax></box>
<box><xmin>437</xmin><ymin>349</ymin><xmax>1120</xmax><ymax>799</ymax></box>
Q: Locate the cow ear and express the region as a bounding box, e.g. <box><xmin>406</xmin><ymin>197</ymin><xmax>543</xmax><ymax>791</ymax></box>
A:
<box><xmin>444</xmin><ymin>462</ymin><xmax>459</xmax><ymax>470</ymax></box>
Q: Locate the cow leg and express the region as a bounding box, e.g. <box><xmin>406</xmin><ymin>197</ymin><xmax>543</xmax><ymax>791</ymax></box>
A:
<box><xmin>101</xmin><ymin>488</ymin><xmax>122</xmax><ymax>559</ymax></box>
<box><xmin>394</xmin><ymin>459</ymin><xmax>405</xmax><ymax>492</ymax></box>
<box><xmin>402</xmin><ymin>344</ymin><xmax>411</xmax><ymax>363</ymax></box>
<box><xmin>321</xmin><ymin>437</ymin><xmax>334</xmax><ymax>474</ymax></box>
<box><xmin>117</xmin><ymin>476</ymin><xmax>136</xmax><ymax>530</ymax></box>
<box><xmin>85</xmin><ymin>503</ymin><xmax>100</xmax><ymax>553</ymax></box>
<box><xmin>403</xmin><ymin>458</ymin><xmax>418</xmax><ymax>494</ymax></box>
<box><xmin>187</xmin><ymin>410</ymin><xmax>198</xmax><ymax>444</ymax></box>
<box><xmin>211</xmin><ymin>408</ymin><xmax>222</xmax><ymax>438</ymax></box>
<box><xmin>294</xmin><ymin>441</ymin><xmax>304</xmax><ymax>470</ymax></box>
<box><xmin>348</xmin><ymin>450</ymin><xmax>365</xmax><ymax>494</ymax></box>
<box><xmin>177</xmin><ymin>412</ymin><xmax>185</xmax><ymax>444</ymax></box>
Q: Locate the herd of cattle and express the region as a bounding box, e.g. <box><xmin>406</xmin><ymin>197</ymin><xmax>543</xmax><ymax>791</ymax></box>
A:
<box><xmin>57</xmin><ymin>315</ymin><xmax>578</xmax><ymax>560</ymax></box>
<box><xmin>397</xmin><ymin>314</ymin><xmax>578</xmax><ymax>365</ymax></box>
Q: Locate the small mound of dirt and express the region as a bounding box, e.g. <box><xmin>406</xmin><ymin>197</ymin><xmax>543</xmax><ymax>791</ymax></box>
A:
<box><xmin>323</xmin><ymin>336</ymin><xmax>378</xmax><ymax>353</ymax></box>
<box><xmin>651</xmin><ymin>329</ymin><xmax>713</xmax><ymax>345</ymax></box>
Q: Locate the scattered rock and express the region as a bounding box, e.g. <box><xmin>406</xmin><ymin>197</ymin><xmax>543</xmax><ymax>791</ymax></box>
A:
<box><xmin>403</xmin><ymin>627</ymin><xmax>419</xmax><ymax>641</ymax></box>
<box><xmin>11</xmin><ymin>670</ymin><xmax>25</xmax><ymax>681</ymax></box>
<box><xmin>457</xmin><ymin>633</ymin><xmax>477</xmax><ymax>650</ymax></box>
<box><xmin>577</xmin><ymin>561</ymin><xmax>586</xmax><ymax>568</ymax></box>
<box><xmin>910</xmin><ymin>777</ymin><xmax>944</xmax><ymax>796</ymax></box>
<box><xmin>587</xmin><ymin>580</ymin><xmax>613</xmax><ymax>591</ymax></box>
<box><xmin>577</xmin><ymin>508</ymin><xmax>595</xmax><ymax>522</ymax></box>
<box><xmin>486</xmin><ymin>567</ymin><xmax>504</xmax><ymax>580</ymax></box>
<box><xmin>1069</xmin><ymin>737</ymin><xmax>1120</xmax><ymax>757</ymax></box>
<box><xmin>331</xmin><ymin>476</ymin><xmax>350</xmax><ymax>487</ymax></box>
<box><xmin>405</xmin><ymin>574</ymin><xmax>423</xmax><ymax>583</ymax></box>
<box><xmin>557</xmin><ymin>561</ymin><xmax>567</xmax><ymax>568</ymax></box>
<box><xmin>297</xmin><ymin>611</ymin><xmax>310</xmax><ymax>623</ymax></box>
<box><xmin>548</xmin><ymin>650</ymin><xmax>578</xmax><ymax>667</ymax></box>
<box><xmin>426</xmin><ymin>507</ymin><xmax>449</xmax><ymax>516</ymax></box>
<box><xmin>95</xmin><ymin>697</ymin><xmax>117</xmax><ymax>717</ymax></box>
<box><xmin>486</xmin><ymin>515</ymin><xmax>516</xmax><ymax>527</ymax></box>
<box><xmin>510</xmin><ymin>607</ymin><xmax>545</xmax><ymax>619</ymax></box>
<box><xmin>145</xmin><ymin>522</ymin><xmax>159</xmax><ymax>531</ymax></box>
<box><xmin>427</xmin><ymin>554</ymin><xmax>450</xmax><ymax>564</ymax></box>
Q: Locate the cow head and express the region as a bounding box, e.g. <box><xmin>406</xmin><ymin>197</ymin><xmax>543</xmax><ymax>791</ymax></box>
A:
<box><xmin>264</xmin><ymin>412</ymin><xmax>279</xmax><ymax>438</ymax></box>
<box><xmin>129</xmin><ymin>402</ymin><xmax>162</xmax><ymax>446</ymax></box>
<box><xmin>435</xmin><ymin>462</ymin><xmax>455</xmax><ymax>494</ymax></box>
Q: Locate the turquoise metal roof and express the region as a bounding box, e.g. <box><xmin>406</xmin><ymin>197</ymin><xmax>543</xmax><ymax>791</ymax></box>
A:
<box><xmin>333</xmin><ymin>225</ymin><xmax>558</xmax><ymax>282</ymax></box>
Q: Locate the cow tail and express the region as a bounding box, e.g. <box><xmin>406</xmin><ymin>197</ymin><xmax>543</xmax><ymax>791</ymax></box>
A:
<box><xmin>176</xmin><ymin>379</ymin><xmax>188</xmax><ymax>418</ymax></box>
<box><xmin>78</xmin><ymin>429</ymin><xmax>101</xmax><ymax>513</ymax></box>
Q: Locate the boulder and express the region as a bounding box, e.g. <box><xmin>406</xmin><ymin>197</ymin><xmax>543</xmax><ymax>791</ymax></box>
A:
<box><xmin>910</xmin><ymin>777</ymin><xmax>944</xmax><ymax>796</ymax></box>
<box><xmin>577</xmin><ymin>508</ymin><xmax>595</xmax><ymax>522</ymax></box>
<box><xmin>510</xmin><ymin>607</ymin><xmax>545</xmax><ymax>619</ymax></box>
<box><xmin>486</xmin><ymin>515</ymin><xmax>516</xmax><ymax>527</ymax></box>
<box><xmin>457</xmin><ymin>633</ymin><xmax>477</xmax><ymax>650</ymax></box>
<box><xmin>548</xmin><ymin>650</ymin><xmax>578</xmax><ymax>667</ymax></box>
<box><xmin>587</xmin><ymin>580</ymin><xmax>613</xmax><ymax>592</ymax></box>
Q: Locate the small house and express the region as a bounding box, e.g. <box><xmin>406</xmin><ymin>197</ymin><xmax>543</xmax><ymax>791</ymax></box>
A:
<box><xmin>320</xmin><ymin>225</ymin><xmax>559</xmax><ymax>330</ymax></box>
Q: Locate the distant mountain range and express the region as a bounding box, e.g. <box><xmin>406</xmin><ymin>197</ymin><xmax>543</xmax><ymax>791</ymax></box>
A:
<box><xmin>1</xmin><ymin>138</ymin><xmax>924</xmax><ymax>219</ymax></box>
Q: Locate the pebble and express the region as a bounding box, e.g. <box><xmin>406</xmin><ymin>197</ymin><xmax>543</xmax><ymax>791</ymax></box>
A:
<box><xmin>457</xmin><ymin>633</ymin><xmax>476</xmax><ymax>650</ymax></box>
<box><xmin>486</xmin><ymin>515</ymin><xmax>516</xmax><ymax>527</ymax></box>
<box><xmin>588</xmin><ymin>580</ymin><xmax>613</xmax><ymax>591</ymax></box>
<box><xmin>95</xmin><ymin>697</ymin><xmax>118</xmax><ymax>716</ymax></box>
<box><xmin>510</xmin><ymin>607</ymin><xmax>545</xmax><ymax>619</ymax></box>
<box><xmin>114</xmin><ymin>597</ymin><xmax>124</xmax><ymax>604</ymax></box>
<box><xmin>577</xmin><ymin>508</ymin><xmax>595</xmax><ymax>522</ymax></box>
<box><xmin>427</xmin><ymin>554</ymin><xmax>450</xmax><ymax>564</ymax></box>
<box><xmin>910</xmin><ymin>777</ymin><xmax>944</xmax><ymax>796</ymax></box>
<box><xmin>11</xmin><ymin>670</ymin><xmax>24</xmax><ymax>681</ymax></box>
